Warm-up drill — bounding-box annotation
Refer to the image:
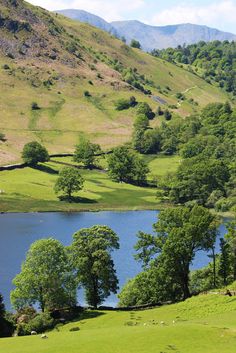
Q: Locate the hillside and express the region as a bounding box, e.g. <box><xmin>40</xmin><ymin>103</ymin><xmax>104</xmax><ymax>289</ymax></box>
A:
<box><xmin>2</xmin><ymin>294</ymin><xmax>236</xmax><ymax>353</ymax></box>
<box><xmin>55</xmin><ymin>9</ymin><xmax>118</xmax><ymax>37</ymax></box>
<box><xmin>0</xmin><ymin>0</ymin><xmax>231</xmax><ymax>165</ymax></box>
<box><xmin>152</xmin><ymin>41</ymin><xmax>236</xmax><ymax>95</ymax></box>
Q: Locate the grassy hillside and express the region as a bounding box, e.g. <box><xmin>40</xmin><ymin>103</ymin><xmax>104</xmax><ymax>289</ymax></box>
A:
<box><xmin>0</xmin><ymin>155</ymin><xmax>179</xmax><ymax>212</ymax></box>
<box><xmin>0</xmin><ymin>1</ymin><xmax>231</xmax><ymax>165</ymax></box>
<box><xmin>2</xmin><ymin>294</ymin><xmax>236</xmax><ymax>353</ymax></box>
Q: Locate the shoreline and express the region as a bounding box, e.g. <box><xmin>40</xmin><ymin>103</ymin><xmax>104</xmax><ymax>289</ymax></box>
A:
<box><xmin>0</xmin><ymin>205</ymin><xmax>233</xmax><ymax>219</ymax></box>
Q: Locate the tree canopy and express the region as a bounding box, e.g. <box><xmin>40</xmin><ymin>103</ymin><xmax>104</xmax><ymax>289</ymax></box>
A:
<box><xmin>135</xmin><ymin>205</ymin><xmax>217</xmax><ymax>300</ymax></box>
<box><xmin>22</xmin><ymin>141</ymin><xmax>49</xmax><ymax>166</ymax></box>
<box><xmin>74</xmin><ymin>138</ymin><xmax>101</xmax><ymax>168</ymax></box>
<box><xmin>152</xmin><ymin>41</ymin><xmax>236</xmax><ymax>94</ymax></box>
<box><xmin>11</xmin><ymin>238</ymin><xmax>77</xmax><ymax>311</ymax></box>
<box><xmin>130</xmin><ymin>39</ymin><xmax>141</xmax><ymax>49</ymax></box>
<box><xmin>54</xmin><ymin>166</ymin><xmax>84</xmax><ymax>200</ymax></box>
<box><xmin>70</xmin><ymin>225</ymin><xmax>119</xmax><ymax>308</ymax></box>
<box><xmin>108</xmin><ymin>146</ymin><xmax>149</xmax><ymax>185</ymax></box>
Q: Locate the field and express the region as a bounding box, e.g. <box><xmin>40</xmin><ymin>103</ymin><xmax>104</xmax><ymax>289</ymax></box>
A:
<box><xmin>2</xmin><ymin>294</ymin><xmax>236</xmax><ymax>353</ymax></box>
<box><xmin>0</xmin><ymin>4</ymin><xmax>231</xmax><ymax>166</ymax></box>
<box><xmin>0</xmin><ymin>155</ymin><xmax>179</xmax><ymax>212</ymax></box>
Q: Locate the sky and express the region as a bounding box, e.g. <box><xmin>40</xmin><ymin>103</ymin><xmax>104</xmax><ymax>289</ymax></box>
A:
<box><xmin>27</xmin><ymin>0</ymin><xmax>236</xmax><ymax>33</ymax></box>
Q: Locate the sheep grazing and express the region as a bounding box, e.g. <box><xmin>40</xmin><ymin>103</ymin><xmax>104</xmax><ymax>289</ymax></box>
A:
<box><xmin>160</xmin><ymin>321</ymin><xmax>165</xmax><ymax>325</ymax></box>
<box><xmin>41</xmin><ymin>334</ymin><xmax>48</xmax><ymax>339</ymax></box>
<box><xmin>31</xmin><ymin>331</ymin><xmax>37</xmax><ymax>335</ymax></box>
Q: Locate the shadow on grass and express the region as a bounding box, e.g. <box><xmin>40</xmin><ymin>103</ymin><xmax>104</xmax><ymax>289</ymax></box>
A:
<box><xmin>80</xmin><ymin>310</ymin><xmax>106</xmax><ymax>320</ymax></box>
<box><xmin>32</xmin><ymin>164</ymin><xmax>59</xmax><ymax>175</ymax></box>
<box><xmin>59</xmin><ymin>195</ymin><xmax>98</xmax><ymax>204</ymax></box>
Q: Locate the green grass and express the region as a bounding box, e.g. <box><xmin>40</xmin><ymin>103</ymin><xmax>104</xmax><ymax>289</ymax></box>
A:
<box><xmin>147</xmin><ymin>154</ymin><xmax>181</xmax><ymax>177</ymax></box>
<box><xmin>2</xmin><ymin>294</ymin><xmax>236</xmax><ymax>353</ymax></box>
<box><xmin>0</xmin><ymin>155</ymin><xmax>178</xmax><ymax>212</ymax></box>
<box><xmin>0</xmin><ymin>9</ymin><xmax>232</xmax><ymax>166</ymax></box>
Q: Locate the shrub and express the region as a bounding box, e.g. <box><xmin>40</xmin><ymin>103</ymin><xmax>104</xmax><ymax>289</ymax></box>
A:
<box><xmin>164</xmin><ymin>109</ymin><xmax>172</xmax><ymax>121</ymax></box>
<box><xmin>31</xmin><ymin>102</ymin><xmax>40</xmax><ymax>110</ymax></box>
<box><xmin>0</xmin><ymin>132</ymin><xmax>5</xmax><ymax>141</ymax></box>
<box><xmin>69</xmin><ymin>326</ymin><xmax>80</xmax><ymax>332</ymax></box>
<box><xmin>2</xmin><ymin>64</ymin><xmax>10</xmax><ymax>70</ymax></box>
<box><xmin>17</xmin><ymin>312</ymin><xmax>55</xmax><ymax>336</ymax></box>
<box><xmin>115</xmin><ymin>98</ymin><xmax>130</xmax><ymax>111</ymax></box>
<box><xmin>130</xmin><ymin>39</ymin><xmax>141</xmax><ymax>49</ymax></box>
<box><xmin>84</xmin><ymin>91</ymin><xmax>91</xmax><ymax>97</ymax></box>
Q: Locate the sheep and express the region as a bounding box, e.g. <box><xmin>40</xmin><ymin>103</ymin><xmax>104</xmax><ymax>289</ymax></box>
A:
<box><xmin>31</xmin><ymin>331</ymin><xmax>37</xmax><ymax>335</ymax></box>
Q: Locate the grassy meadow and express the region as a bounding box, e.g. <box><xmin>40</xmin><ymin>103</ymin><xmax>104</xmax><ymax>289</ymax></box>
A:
<box><xmin>0</xmin><ymin>12</ymin><xmax>231</xmax><ymax>166</ymax></box>
<box><xmin>0</xmin><ymin>155</ymin><xmax>179</xmax><ymax>212</ymax></box>
<box><xmin>2</xmin><ymin>293</ymin><xmax>236</xmax><ymax>353</ymax></box>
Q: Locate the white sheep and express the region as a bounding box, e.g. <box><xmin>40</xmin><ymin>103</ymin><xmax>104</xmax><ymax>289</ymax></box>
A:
<box><xmin>31</xmin><ymin>331</ymin><xmax>37</xmax><ymax>335</ymax></box>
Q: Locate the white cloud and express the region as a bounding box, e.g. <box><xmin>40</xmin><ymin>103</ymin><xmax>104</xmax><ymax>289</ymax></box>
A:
<box><xmin>150</xmin><ymin>1</ymin><xmax>236</xmax><ymax>32</ymax></box>
<box><xmin>27</xmin><ymin>0</ymin><xmax>145</xmax><ymax>22</ymax></box>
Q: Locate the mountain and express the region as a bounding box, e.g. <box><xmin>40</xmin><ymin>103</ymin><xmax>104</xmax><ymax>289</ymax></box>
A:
<box><xmin>56</xmin><ymin>9</ymin><xmax>236</xmax><ymax>51</ymax></box>
<box><xmin>55</xmin><ymin>9</ymin><xmax>118</xmax><ymax>37</ymax></box>
<box><xmin>0</xmin><ymin>0</ymin><xmax>230</xmax><ymax>165</ymax></box>
<box><xmin>111</xmin><ymin>21</ymin><xmax>236</xmax><ymax>51</ymax></box>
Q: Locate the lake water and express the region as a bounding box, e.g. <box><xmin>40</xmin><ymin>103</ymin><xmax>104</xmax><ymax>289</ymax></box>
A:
<box><xmin>0</xmin><ymin>211</ymin><xmax>227</xmax><ymax>310</ymax></box>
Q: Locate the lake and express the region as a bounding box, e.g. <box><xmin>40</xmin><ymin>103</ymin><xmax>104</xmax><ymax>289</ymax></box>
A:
<box><xmin>0</xmin><ymin>211</ymin><xmax>228</xmax><ymax>310</ymax></box>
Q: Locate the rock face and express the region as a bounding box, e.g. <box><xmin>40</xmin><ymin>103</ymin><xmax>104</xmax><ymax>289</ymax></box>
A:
<box><xmin>56</xmin><ymin>9</ymin><xmax>118</xmax><ymax>37</ymax></box>
<box><xmin>0</xmin><ymin>0</ymin><xmax>80</xmax><ymax>66</ymax></box>
<box><xmin>57</xmin><ymin>9</ymin><xmax>236</xmax><ymax>51</ymax></box>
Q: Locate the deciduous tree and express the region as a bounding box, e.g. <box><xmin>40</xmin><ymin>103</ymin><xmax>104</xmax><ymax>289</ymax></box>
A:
<box><xmin>135</xmin><ymin>205</ymin><xmax>217</xmax><ymax>300</ymax></box>
<box><xmin>54</xmin><ymin>167</ymin><xmax>84</xmax><ymax>200</ymax></box>
<box><xmin>22</xmin><ymin>141</ymin><xmax>49</xmax><ymax>166</ymax></box>
<box><xmin>71</xmin><ymin>225</ymin><xmax>119</xmax><ymax>308</ymax></box>
<box><xmin>11</xmin><ymin>239</ymin><xmax>77</xmax><ymax>311</ymax></box>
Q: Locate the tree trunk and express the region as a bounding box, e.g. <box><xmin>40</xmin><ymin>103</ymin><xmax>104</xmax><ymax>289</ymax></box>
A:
<box><xmin>39</xmin><ymin>287</ymin><xmax>45</xmax><ymax>312</ymax></box>
<box><xmin>233</xmin><ymin>250</ymin><xmax>236</xmax><ymax>281</ymax></box>
<box><xmin>182</xmin><ymin>281</ymin><xmax>191</xmax><ymax>300</ymax></box>
<box><xmin>212</xmin><ymin>247</ymin><xmax>216</xmax><ymax>288</ymax></box>
<box><xmin>180</xmin><ymin>268</ymin><xmax>191</xmax><ymax>300</ymax></box>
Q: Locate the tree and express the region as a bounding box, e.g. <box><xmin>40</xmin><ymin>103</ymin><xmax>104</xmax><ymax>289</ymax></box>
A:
<box><xmin>74</xmin><ymin>138</ymin><xmax>101</xmax><ymax>168</ymax></box>
<box><xmin>118</xmin><ymin>265</ymin><xmax>181</xmax><ymax>307</ymax></box>
<box><xmin>218</xmin><ymin>237</ymin><xmax>231</xmax><ymax>285</ymax></box>
<box><xmin>137</xmin><ymin>102</ymin><xmax>155</xmax><ymax>119</ymax></box>
<box><xmin>0</xmin><ymin>294</ymin><xmax>14</xmax><ymax>338</ymax></box>
<box><xmin>130</xmin><ymin>39</ymin><xmax>141</xmax><ymax>49</ymax></box>
<box><xmin>0</xmin><ymin>132</ymin><xmax>5</xmax><ymax>141</ymax></box>
<box><xmin>132</xmin><ymin>114</ymin><xmax>149</xmax><ymax>153</ymax></box>
<box><xmin>31</xmin><ymin>102</ymin><xmax>40</xmax><ymax>110</ymax></box>
<box><xmin>135</xmin><ymin>205</ymin><xmax>217</xmax><ymax>300</ymax></box>
<box><xmin>11</xmin><ymin>239</ymin><xmax>77</xmax><ymax>312</ymax></box>
<box><xmin>54</xmin><ymin>167</ymin><xmax>84</xmax><ymax>200</ymax></box>
<box><xmin>164</xmin><ymin>109</ymin><xmax>172</xmax><ymax>121</ymax></box>
<box><xmin>22</xmin><ymin>141</ymin><xmax>49</xmax><ymax>166</ymax></box>
<box><xmin>70</xmin><ymin>225</ymin><xmax>119</xmax><ymax>308</ymax></box>
<box><xmin>108</xmin><ymin>146</ymin><xmax>149</xmax><ymax>185</ymax></box>
<box><xmin>225</xmin><ymin>219</ymin><xmax>236</xmax><ymax>280</ymax></box>
<box><xmin>0</xmin><ymin>293</ymin><xmax>5</xmax><ymax>318</ymax></box>
<box><xmin>169</xmin><ymin>158</ymin><xmax>230</xmax><ymax>205</ymax></box>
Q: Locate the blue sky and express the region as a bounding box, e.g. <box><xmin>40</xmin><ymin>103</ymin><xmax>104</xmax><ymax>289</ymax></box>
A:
<box><xmin>27</xmin><ymin>0</ymin><xmax>236</xmax><ymax>33</ymax></box>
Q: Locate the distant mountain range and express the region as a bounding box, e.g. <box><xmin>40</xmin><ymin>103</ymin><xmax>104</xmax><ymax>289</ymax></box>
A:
<box><xmin>56</xmin><ymin>9</ymin><xmax>236</xmax><ymax>51</ymax></box>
